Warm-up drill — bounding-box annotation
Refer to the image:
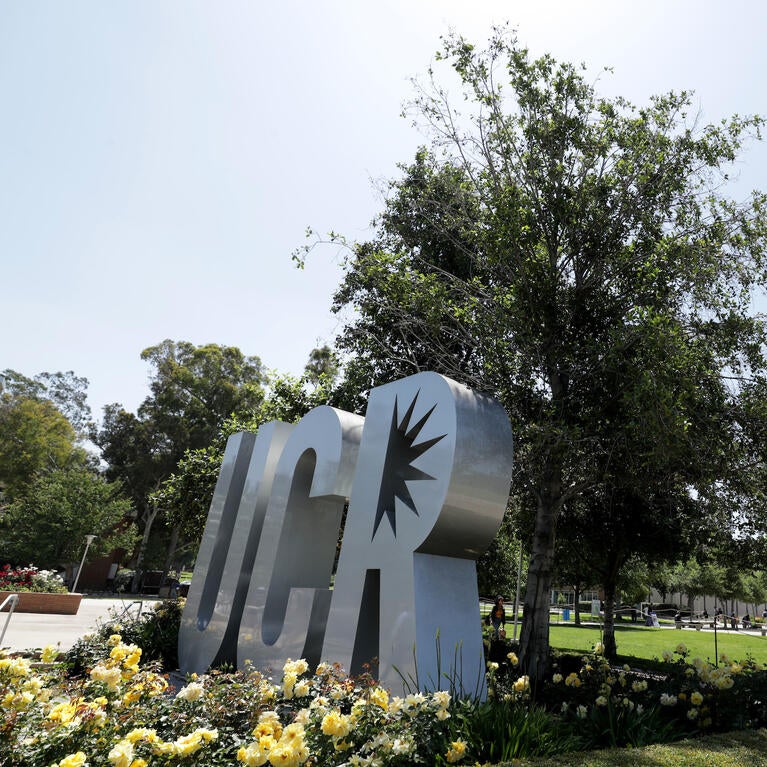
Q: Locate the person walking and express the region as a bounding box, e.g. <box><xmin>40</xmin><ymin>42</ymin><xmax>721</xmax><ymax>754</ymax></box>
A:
<box><xmin>490</xmin><ymin>595</ymin><xmax>506</xmax><ymax>640</ymax></box>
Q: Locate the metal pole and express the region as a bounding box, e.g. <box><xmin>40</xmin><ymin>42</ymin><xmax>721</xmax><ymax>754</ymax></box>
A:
<box><xmin>714</xmin><ymin>609</ymin><xmax>719</xmax><ymax>666</ymax></box>
<box><xmin>0</xmin><ymin>594</ymin><xmax>19</xmax><ymax>646</ymax></box>
<box><xmin>71</xmin><ymin>535</ymin><xmax>96</xmax><ymax>593</ymax></box>
<box><xmin>513</xmin><ymin>540</ymin><xmax>523</xmax><ymax>641</ymax></box>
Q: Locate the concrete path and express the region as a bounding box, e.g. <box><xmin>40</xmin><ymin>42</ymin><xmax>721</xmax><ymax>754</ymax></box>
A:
<box><xmin>0</xmin><ymin>596</ymin><xmax>162</xmax><ymax>654</ymax></box>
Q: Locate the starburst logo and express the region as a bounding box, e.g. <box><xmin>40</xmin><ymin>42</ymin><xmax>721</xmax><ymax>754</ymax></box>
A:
<box><xmin>372</xmin><ymin>391</ymin><xmax>447</xmax><ymax>540</ymax></box>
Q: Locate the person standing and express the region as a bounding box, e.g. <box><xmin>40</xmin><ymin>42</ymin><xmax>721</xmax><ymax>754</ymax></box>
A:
<box><xmin>491</xmin><ymin>595</ymin><xmax>506</xmax><ymax>640</ymax></box>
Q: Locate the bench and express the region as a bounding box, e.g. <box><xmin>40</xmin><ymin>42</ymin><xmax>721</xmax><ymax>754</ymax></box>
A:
<box><xmin>675</xmin><ymin>620</ymin><xmax>716</xmax><ymax>631</ymax></box>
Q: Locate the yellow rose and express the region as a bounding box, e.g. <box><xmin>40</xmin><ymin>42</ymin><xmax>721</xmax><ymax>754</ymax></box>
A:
<box><xmin>446</xmin><ymin>739</ymin><xmax>467</xmax><ymax>763</ymax></box>
<box><xmin>431</xmin><ymin>690</ymin><xmax>450</xmax><ymax>709</ymax></box>
<box><xmin>58</xmin><ymin>753</ymin><xmax>87</xmax><ymax>767</ymax></box>
<box><xmin>565</xmin><ymin>673</ymin><xmax>581</xmax><ymax>688</ymax></box>
<box><xmin>108</xmin><ymin>739</ymin><xmax>134</xmax><ymax>767</ymax></box>
<box><xmin>321</xmin><ymin>709</ymin><xmax>352</xmax><ymax>739</ymax></box>
<box><xmin>122</xmin><ymin>685</ymin><xmax>144</xmax><ymax>704</ymax></box>
<box><xmin>49</xmin><ymin>699</ymin><xmax>84</xmax><ymax>724</ymax></box>
<box><xmin>0</xmin><ymin>657</ymin><xmax>31</xmax><ymax>677</ymax></box>
<box><xmin>512</xmin><ymin>675</ymin><xmax>530</xmax><ymax>693</ymax></box>
<box><xmin>90</xmin><ymin>664</ymin><xmax>122</xmax><ymax>690</ymax></box>
<box><xmin>370</xmin><ymin>687</ymin><xmax>390</xmax><ymax>710</ymax></box>
<box><xmin>41</xmin><ymin>645</ymin><xmax>59</xmax><ymax>663</ymax></box>
<box><xmin>175</xmin><ymin>681</ymin><xmax>205</xmax><ymax>701</ymax></box>
<box><xmin>143</xmin><ymin>673</ymin><xmax>168</xmax><ymax>696</ymax></box>
<box><xmin>2</xmin><ymin>691</ymin><xmax>33</xmax><ymax>710</ymax></box>
<box><xmin>280</xmin><ymin>723</ymin><xmax>305</xmax><ymax>743</ymax></box>
<box><xmin>125</xmin><ymin>727</ymin><xmax>158</xmax><ymax>744</ymax></box>
<box><xmin>294</xmin><ymin>680</ymin><xmax>311</xmax><ymax>697</ymax></box>
<box><xmin>238</xmin><ymin>742</ymin><xmax>268</xmax><ymax>767</ymax></box>
<box><xmin>173</xmin><ymin>734</ymin><xmax>202</xmax><ymax>757</ymax></box>
<box><xmin>267</xmin><ymin>743</ymin><xmax>301</xmax><ymax>767</ymax></box>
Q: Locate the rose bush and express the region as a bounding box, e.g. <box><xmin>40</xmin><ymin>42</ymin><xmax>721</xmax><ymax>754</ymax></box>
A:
<box><xmin>3</xmin><ymin>629</ymin><xmax>767</xmax><ymax>766</ymax></box>
<box><xmin>486</xmin><ymin>641</ymin><xmax>767</xmax><ymax>749</ymax></box>
<box><xmin>0</xmin><ymin>564</ymin><xmax>68</xmax><ymax>594</ymax></box>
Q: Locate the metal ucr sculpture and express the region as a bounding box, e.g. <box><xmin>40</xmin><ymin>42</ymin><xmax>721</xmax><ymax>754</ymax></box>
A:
<box><xmin>179</xmin><ymin>372</ymin><xmax>513</xmax><ymax>695</ymax></box>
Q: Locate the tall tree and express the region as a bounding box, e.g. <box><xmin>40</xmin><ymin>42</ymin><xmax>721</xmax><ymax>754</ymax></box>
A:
<box><xmin>304</xmin><ymin>345</ymin><xmax>340</xmax><ymax>386</ymax></box>
<box><xmin>93</xmin><ymin>341</ymin><xmax>267</xmax><ymax>589</ymax></box>
<box><xmin>0</xmin><ymin>395</ymin><xmax>80</xmax><ymax>502</ymax></box>
<box><xmin>93</xmin><ymin>405</ymin><xmax>175</xmax><ymax>589</ymax></box>
<box><xmin>1</xmin><ymin>369</ymin><xmax>92</xmax><ymax>436</ymax></box>
<box><xmin>552</xmin><ymin>307</ymin><xmax>740</xmax><ymax>658</ymax></box>
<box><xmin>2</xmin><ymin>466</ymin><xmax>134</xmax><ymax>578</ymax></box>
<box><xmin>139</xmin><ymin>340</ymin><xmax>265</xmax><ymax>450</ymax></box>
<box><xmin>324</xmin><ymin>31</ymin><xmax>767</xmax><ymax>683</ymax></box>
<box><xmin>155</xmin><ymin>370</ymin><xmax>334</xmax><ymax>550</ymax></box>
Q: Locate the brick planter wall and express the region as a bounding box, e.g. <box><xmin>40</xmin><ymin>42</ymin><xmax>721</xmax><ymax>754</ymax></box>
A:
<box><xmin>0</xmin><ymin>591</ymin><xmax>82</xmax><ymax>615</ymax></box>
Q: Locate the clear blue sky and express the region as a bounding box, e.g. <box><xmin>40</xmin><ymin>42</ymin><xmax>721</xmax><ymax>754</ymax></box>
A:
<box><xmin>2</xmin><ymin>1</ymin><xmax>766</xmax><ymax>419</ymax></box>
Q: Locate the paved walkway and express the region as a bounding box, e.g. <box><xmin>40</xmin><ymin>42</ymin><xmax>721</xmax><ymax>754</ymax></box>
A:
<box><xmin>4</xmin><ymin>603</ymin><xmax>759</xmax><ymax>656</ymax></box>
<box><xmin>0</xmin><ymin>596</ymin><xmax>162</xmax><ymax>653</ymax></box>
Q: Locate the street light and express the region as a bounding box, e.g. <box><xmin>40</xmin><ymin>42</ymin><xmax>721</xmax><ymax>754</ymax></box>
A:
<box><xmin>71</xmin><ymin>534</ymin><xmax>96</xmax><ymax>593</ymax></box>
<box><xmin>512</xmin><ymin>541</ymin><xmax>524</xmax><ymax>641</ymax></box>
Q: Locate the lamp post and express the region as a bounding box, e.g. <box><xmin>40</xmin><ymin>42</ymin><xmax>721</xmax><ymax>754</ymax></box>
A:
<box><xmin>512</xmin><ymin>541</ymin><xmax>524</xmax><ymax>641</ymax></box>
<box><xmin>71</xmin><ymin>535</ymin><xmax>96</xmax><ymax>593</ymax></box>
<box><xmin>714</xmin><ymin>607</ymin><xmax>720</xmax><ymax>666</ymax></box>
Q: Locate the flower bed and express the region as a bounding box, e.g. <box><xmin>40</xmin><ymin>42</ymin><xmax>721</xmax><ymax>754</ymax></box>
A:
<box><xmin>0</xmin><ymin>565</ymin><xmax>69</xmax><ymax>594</ymax></box>
<box><xmin>1</xmin><ymin>640</ymin><xmax>477</xmax><ymax>767</ymax></box>
<box><xmin>0</xmin><ymin>565</ymin><xmax>79</xmax><ymax>614</ymax></box>
<box><xmin>3</xmin><ymin>611</ymin><xmax>767</xmax><ymax>767</ymax></box>
<box><xmin>0</xmin><ymin>590</ymin><xmax>82</xmax><ymax>615</ymax></box>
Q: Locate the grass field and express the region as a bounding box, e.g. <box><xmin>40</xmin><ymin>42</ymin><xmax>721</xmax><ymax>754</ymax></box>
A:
<box><xmin>511</xmin><ymin>730</ymin><xmax>767</xmax><ymax>767</ymax></box>
<box><xmin>549</xmin><ymin>623</ymin><xmax>767</xmax><ymax>665</ymax></box>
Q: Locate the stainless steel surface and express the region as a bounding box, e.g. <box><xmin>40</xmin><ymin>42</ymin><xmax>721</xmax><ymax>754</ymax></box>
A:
<box><xmin>178</xmin><ymin>424</ymin><xmax>292</xmax><ymax>674</ymax></box>
<box><xmin>321</xmin><ymin>372</ymin><xmax>513</xmax><ymax>695</ymax></box>
<box><xmin>179</xmin><ymin>373</ymin><xmax>513</xmax><ymax>697</ymax></box>
<box><xmin>237</xmin><ymin>406</ymin><xmax>364</xmax><ymax>671</ymax></box>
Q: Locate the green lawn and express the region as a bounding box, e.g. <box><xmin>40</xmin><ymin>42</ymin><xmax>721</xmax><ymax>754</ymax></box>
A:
<box><xmin>510</xmin><ymin>730</ymin><xmax>767</xmax><ymax>767</ymax></box>
<box><xmin>549</xmin><ymin>623</ymin><xmax>767</xmax><ymax>665</ymax></box>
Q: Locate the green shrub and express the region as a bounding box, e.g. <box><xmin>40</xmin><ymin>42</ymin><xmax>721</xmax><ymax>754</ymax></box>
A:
<box><xmin>561</xmin><ymin>693</ymin><xmax>683</xmax><ymax>749</ymax></box>
<box><xmin>112</xmin><ymin>568</ymin><xmax>135</xmax><ymax>593</ymax></box>
<box><xmin>452</xmin><ymin>697</ymin><xmax>574</xmax><ymax>761</ymax></box>
<box><xmin>65</xmin><ymin>598</ymin><xmax>183</xmax><ymax>675</ymax></box>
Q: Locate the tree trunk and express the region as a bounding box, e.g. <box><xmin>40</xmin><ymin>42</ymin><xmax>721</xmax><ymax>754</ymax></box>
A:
<box><xmin>519</xmin><ymin>480</ymin><xmax>561</xmax><ymax>689</ymax></box>
<box><xmin>599</xmin><ymin>552</ymin><xmax>622</xmax><ymax>660</ymax></box>
<box><xmin>162</xmin><ymin>524</ymin><xmax>181</xmax><ymax>584</ymax></box>
<box><xmin>602</xmin><ymin>580</ymin><xmax>618</xmax><ymax>660</ymax></box>
<box><xmin>131</xmin><ymin>503</ymin><xmax>159</xmax><ymax>593</ymax></box>
<box><xmin>574</xmin><ymin>584</ymin><xmax>581</xmax><ymax>626</ymax></box>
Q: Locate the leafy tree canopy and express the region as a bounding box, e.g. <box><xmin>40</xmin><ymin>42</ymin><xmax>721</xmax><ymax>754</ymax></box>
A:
<box><xmin>0</xmin><ymin>395</ymin><xmax>82</xmax><ymax>503</ymax></box>
<box><xmin>156</xmin><ymin>367</ymin><xmax>335</xmax><ymax>545</ymax></box>
<box><xmin>93</xmin><ymin>340</ymin><xmax>268</xmax><ymax>585</ymax></box>
<box><xmin>1</xmin><ymin>369</ymin><xmax>92</xmax><ymax>436</ymax></box>
<box><xmin>304</xmin><ymin>344</ymin><xmax>340</xmax><ymax>386</ymax></box>
<box><xmin>138</xmin><ymin>340</ymin><xmax>266</xmax><ymax>453</ymax></box>
<box><xmin>2</xmin><ymin>466</ymin><xmax>135</xmax><ymax>570</ymax></box>
<box><xmin>321</xmin><ymin>29</ymin><xmax>767</xmax><ymax>682</ymax></box>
